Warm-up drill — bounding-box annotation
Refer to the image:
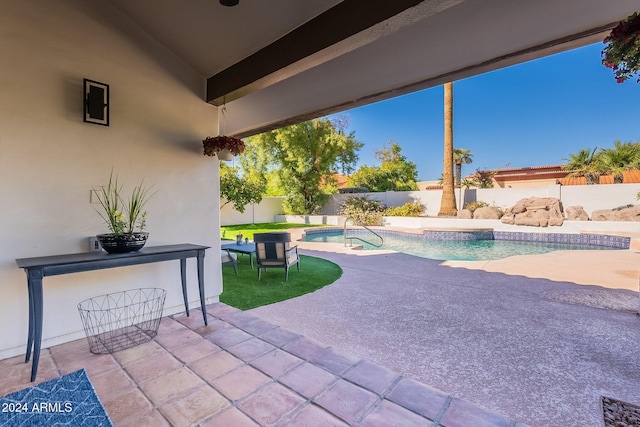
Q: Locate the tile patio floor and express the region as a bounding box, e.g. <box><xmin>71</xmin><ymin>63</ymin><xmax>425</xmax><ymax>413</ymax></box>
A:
<box><xmin>0</xmin><ymin>303</ymin><xmax>528</xmax><ymax>427</ymax></box>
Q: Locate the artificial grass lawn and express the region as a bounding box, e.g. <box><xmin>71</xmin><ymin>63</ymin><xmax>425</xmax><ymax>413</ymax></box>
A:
<box><xmin>220</xmin><ymin>222</ymin><xmax>325</xmax><ymax>241</ymax></box>
<box><xmin>219</xmin><ymin>254</ymin><xmax>342</xmax><ymax>310</ymax></box>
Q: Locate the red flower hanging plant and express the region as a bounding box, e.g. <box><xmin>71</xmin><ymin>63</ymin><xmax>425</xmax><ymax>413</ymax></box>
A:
<box><xmin>602</xmin><ymin>12</ymin><xmax>640</xmax><ymax>83</ymax></box>
<box><xmin>203</xmin><ymin>135</ymin><xmax>246</xmax><ymax>157</ymax></box>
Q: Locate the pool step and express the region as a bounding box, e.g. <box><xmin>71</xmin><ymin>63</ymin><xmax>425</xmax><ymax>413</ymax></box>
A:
<box><xmin>343</xmin><ymin>244</ymin><xmax>364</xmax><ymax>251</ymax></box>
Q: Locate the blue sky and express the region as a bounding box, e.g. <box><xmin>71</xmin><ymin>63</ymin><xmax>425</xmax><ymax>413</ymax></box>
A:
<box><xmin>329</xmin><ymin>42</ymin><xmax>640</xmax><ymax>181</ymax></box>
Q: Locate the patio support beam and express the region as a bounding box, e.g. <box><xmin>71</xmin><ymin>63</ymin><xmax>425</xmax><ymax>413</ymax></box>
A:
<box><xmin>229</xmin><ymin>21</ymin><xmax>616</xmax><ymax>138</ymax></box>
<box><xmin>206</xmin><ymin>0</ymin><xmax>444</xmax><ymax>105</ymax></box>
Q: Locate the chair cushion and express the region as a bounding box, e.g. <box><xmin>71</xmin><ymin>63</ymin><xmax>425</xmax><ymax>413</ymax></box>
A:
<box><xmin>256</xmin><ymin>238</ymin><xmax>299</xmax><ymax>268</ymax></box>
<box><xmin>260</xmin><ymin>260</ymin><xmax>286</xmax><ymax>266</ymax></box>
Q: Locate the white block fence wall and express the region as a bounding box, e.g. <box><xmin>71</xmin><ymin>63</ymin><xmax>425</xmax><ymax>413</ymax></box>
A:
<box><xmin>221</xmin><ymin>184</ymin><xmax>640</xmax><ymax>226</ymax></box>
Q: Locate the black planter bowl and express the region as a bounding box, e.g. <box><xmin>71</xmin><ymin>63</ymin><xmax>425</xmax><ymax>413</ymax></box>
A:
<box><xmin>97</xmin><ymin>232</ymin><xmax>149</xmax><ymax>254</ymax></box>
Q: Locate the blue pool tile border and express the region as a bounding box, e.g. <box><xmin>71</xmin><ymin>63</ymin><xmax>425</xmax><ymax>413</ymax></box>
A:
<box><xmin>422</xmin><ymin>230</ymin><xmax>494</xmax><ymax>241</ymax></box>
<box><xmin>303</xmin><ymin>228</ymin><xmax>630</xmax><ymax>249</ymax></box>
<box><xmin>492</xmin><ymin>231</ymin><xmax>630</xmax><ymax>248</ymax></box>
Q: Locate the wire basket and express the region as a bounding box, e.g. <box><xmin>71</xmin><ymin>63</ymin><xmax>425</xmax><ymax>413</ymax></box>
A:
<box><xmin>77</xmin><ymin>288</ymin><xmax>166</xmax><ymax>354</ymax></box>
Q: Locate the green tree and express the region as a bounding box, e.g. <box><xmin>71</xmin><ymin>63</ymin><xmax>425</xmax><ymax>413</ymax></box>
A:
<box><xmin>596</xmin><ymin>140</ymin><xmax>640</xmax><ymax>183</ymax></box>
<box><xmin>453</xmin><ymin>148</ymin><xmax>473</xmax><ymax>210</ymax></box>
<box><xmin>245</xmin><ymin>118</ymin><xmax>362</xmax><ymax>214</ymax></box>
<box><xmin>562</xmin><ymin>147</ymin><xmax>601</xmax><ymax>184</ymax></box>
<box><xmin>439</xmin><ymin>81</ymin><xmax>457</xmax><ymax>216</ymax></box>
<box><xmin>347</xmin><ymin>141</ymin><xmax>418</xmax><ymax>192</ymax></box>
<box><xmin>220</xmin><ymin>163</ymin><xmax>266</xmax><ymax>213</ymax></box>
<box><xmin>238</xmin><ymin>133</ymin><xmax>282</xmax><ymax>196</ymax></box>
<box><xmin>453</xmin><ymin>148</ymin><xmax>473</xmax><ymax>186</ymax></box>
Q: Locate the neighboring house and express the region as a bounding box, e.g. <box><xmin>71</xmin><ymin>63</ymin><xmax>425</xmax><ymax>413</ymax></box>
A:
<box><xmin>559</xmin><ymin>170</ymin><xmax>640</xmax><ymax>185</ymax></box>
<box><xmin>333</xmin><ymin>173</ymin><xmax>351</xmax><ymax>189</ymax></box>
<box><xmin>417</xmin><ymin>180</ymin><xmax>443</xmax><ymax>191</ymax></box>
<box><xmin>493</xmin><ymin>165</ymin><xmax>568</xmax><ymax>188</ymax></box>
<box><xmin>417</xmin><ymin>166</ymin><xmax>570</xmax><ymax>190</ymax></box>
<box><xmin>321</xmin><ymin>173</ymin><xmax>350</xmax><ymax>190</ymax></box>
<box><xmin>492</xmin><ymin>165</ymin><xmax>640</xmax><ymax>187</ymax></box>
<box><xmin>0</xmin><ymin>0</ymin><xmax>634</xmax><ymax>361</ymax></box>
<box><xmin>420</xmin><ymin>166</ymin><xmax>640</xmax><ymax>190</ymax></box>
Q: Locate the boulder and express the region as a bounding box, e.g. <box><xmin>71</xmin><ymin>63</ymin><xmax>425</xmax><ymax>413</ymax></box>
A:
<box><xmin>592</xmin><ymin>205</ymin><xmax>640</xmax><ymax>222</ymax></box>
<box><xmin>500</xmin><ymin>214</ymin><xmax>515</xmax><ymax>225</ymax></box>
<box><xmin>473</xmin><ymin>206</ymin><xmax>502</xmax><ymax>219</ymax></box>
<box><xmin>514</xmin><ymin>216</ymin><xmax>544</xmax><ymax>227</ymax></box>
<box><xmin>591</xmin><ymin>210</ymin><xmax>613</xmax><ymax>221</ymax></box>
<box><xmin>530</xmin><ymin>209</ymin><xmax>549</xmax><ymax>220</ymax></box>
<box><xmin>548</xmin><ymin>217</ymin><xmax>564</xmax><ymax>226</ymax></box>
<box><xmin>615</xmin><ymin>205</ymin><xmax>640</xmax><ymax>221</ymax></box>
<box><xmin>501</xmin><ymin>197</ymin><xmax>564</xmax><ymax>227</ymax></box>
<box><xmin>509</xmin><ymin>200</ymin><xmax>528</xmax><ymax>214</ymax></box>
<box><xmin>566</xmin><ymin>205</ymin><xmax>589</xmax><ymax>221</ymax></box>
<box><xmin>457</xmin><ymin>209</ymin><xmax>472</xmax><ymax>219</ymax></box>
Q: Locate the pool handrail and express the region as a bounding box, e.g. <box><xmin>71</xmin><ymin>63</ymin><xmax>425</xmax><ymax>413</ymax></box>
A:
<box><xmin>343</xmin><ymin>217</ymin><xmax>384</xmax><ymax>248</ymax></box>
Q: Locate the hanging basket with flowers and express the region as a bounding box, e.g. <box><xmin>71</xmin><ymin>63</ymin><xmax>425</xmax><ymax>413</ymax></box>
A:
<box><xmin>203</xmin><ymin>136</ymin><xmax>246</xmax><ymax>161</ymax></box>
<box><xmin>602</xmin><ymin>11</ymin><xmax>640</xmax><ymax>83</ymax></box>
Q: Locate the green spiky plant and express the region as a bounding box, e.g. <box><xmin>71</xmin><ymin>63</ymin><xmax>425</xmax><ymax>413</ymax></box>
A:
<box><xmin>93</xmin><ymin>171</ymin><xmax>154</xmax><ymax>235</ymax></box>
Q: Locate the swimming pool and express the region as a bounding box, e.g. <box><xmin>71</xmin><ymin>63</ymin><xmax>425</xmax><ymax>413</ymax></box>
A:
<box><xmin>303</xmin><ymin>229</ymin><xmax>628</xmax><ymax>261</ymax></box>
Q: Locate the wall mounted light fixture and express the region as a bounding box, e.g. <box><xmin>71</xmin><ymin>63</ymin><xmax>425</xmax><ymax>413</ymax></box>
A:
<box><xmin>220</xmin><ymin>0</ymin><xmax>239</xmax><ymax>6</ymax></box>
<box><xmin>83</xmin><ymin>78</ymin><xmax>109</xmax><ymax>126</ymax></box>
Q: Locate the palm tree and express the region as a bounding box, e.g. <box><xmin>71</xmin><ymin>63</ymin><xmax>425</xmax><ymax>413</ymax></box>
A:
<box><xmin>453</xmin><ymin>148</ymin><xmax>473</xmax><ymax>186</ymax></box>
<box><xmin>562</xmin><ymin>147</ymin><xmax>601</xmax><ymax>185</ymax></box>
<box><xmin>453</xmin><ymin>148</ymin><xmax>473</xmax><ymax>210</ymax></box>
<box><xmin>597</xmin><ymin>140</ymin><xmax>640</xmax><ymax>183</ymax></box>
<box><xmin>438</xmin><ymin>82</ymin><xmax>457</xmax><ymax>216</ymax></box>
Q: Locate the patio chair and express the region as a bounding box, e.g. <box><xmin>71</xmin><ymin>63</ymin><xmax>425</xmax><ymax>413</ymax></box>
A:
<box><xmin>253</xmin><ymin>232</ymin><xmax>300</xmax><ymax>281</ymax></box>
<box><xmin>221</xmin><ymin>249</ymin><xmax>237</xmax><ymax>274</ymax></box>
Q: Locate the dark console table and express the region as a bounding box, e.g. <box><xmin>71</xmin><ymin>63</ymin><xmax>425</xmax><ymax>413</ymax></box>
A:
<box><xmin>15</xmin><ymin>243</ymin><xmax>210</xmax><ymax>381</ymax></box>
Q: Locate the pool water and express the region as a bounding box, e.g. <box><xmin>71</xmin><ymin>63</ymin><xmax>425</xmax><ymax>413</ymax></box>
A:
<box><xmin>304</xmin><ymin>230</ymin><xmax>622</xmax><ymax>261</ymax></box>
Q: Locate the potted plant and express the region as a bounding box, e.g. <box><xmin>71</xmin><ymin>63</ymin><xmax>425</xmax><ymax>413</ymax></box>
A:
<box><xmin>602</xmin><ymin>12</ymin><xmax>640</xmax><ymax>83</ymax></box>
<box><xmin>203</xmin><ymin>135</ymin><xmax>246</xmax><ymax>161</ymax></box>
<box><xmin>93</xmin><ymin>171</ymin><xmax>154</xmax><ymax>253</ymax></box>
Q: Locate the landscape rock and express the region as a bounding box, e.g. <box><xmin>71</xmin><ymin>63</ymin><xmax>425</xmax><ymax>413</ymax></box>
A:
<box><xmin>592</xmin><ymin>210</ymin><xmax>614</xmax><ymax>221</ymax></box>
<box><xmin>501</xmin><ymin>197</ymin><xmax>564</xmax><ymax>227</ymax></box>
<box><xmin>514</xmin><ymin>216</ymin><xmax>545</xmax><ymax>227</ymax></box>
<box><xmin>566</xmin><ymin>205</ymin><xmax>589</xmax><ymax>221</ymax></box>
<box><xmin>548</xmin><ymin>217</ymin><xmax>564</xmax><ymax>226</ymax></box>
<box><xmin>592</xmin><ymin>205</ymin><xmax>640</xmax><ymax>222</ymax></box>
<box><xmin>473</xmin><ymin>206</ymin><xmax>502</xmax><ymax>219</ymax></box>
<box><xmin>501</xmin><ymin>214</ymin><xmax>515</xmax><ymax>225</ymax></box>
<box><xmin>509</xmin><ymin>201</ymin><xmax>528</xmax><ymax>215</ymax></box>
<box><xmin>457</xmin><ymin>209</ymin><xmax>472</xmax><ymax>219</ymax></box>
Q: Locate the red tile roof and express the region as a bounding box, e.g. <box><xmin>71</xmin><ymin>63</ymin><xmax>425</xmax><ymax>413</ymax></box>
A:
<box><xmin>492</xmin><ymin>165</ymin><xmax>567</xmax><ymax>182</ymax></box>
<box><xmin>558</xmin><ymin>170</ymin><xmax>640</xmax><ymax>185</ymax></box>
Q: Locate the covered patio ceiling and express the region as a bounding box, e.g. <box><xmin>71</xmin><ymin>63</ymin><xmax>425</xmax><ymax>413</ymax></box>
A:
<box><xmin>108</xmin><ymin>0</ymin><xmax>640</xmax><ymax>137</ymax></box>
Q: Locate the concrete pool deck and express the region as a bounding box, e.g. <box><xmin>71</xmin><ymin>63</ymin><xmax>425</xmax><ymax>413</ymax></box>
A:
<box><xmin>251</xmin><ymin>238</ymin><xmax>640</xmax><ymax>427</ymax></box>
<box><xmin>292</xmin><ymin>227</ymin><xmax>640</xmax><ymax>292</ymax></box>
<box><xmin>444</xmin><ymin>249</ymin><xmax>640</xmax><ymax>292</ymax></box>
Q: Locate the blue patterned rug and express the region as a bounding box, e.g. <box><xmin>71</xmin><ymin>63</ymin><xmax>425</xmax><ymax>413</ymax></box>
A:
<box><xmin>0</xmin><ymin>369</ymin><xmax>113</xmax><ymax>426</ymax></box>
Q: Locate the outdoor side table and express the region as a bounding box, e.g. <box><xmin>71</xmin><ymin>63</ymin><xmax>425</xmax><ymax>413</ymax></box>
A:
<box><xmin>15</xmin><ymin>243</ymin><xmax>209</xmax><ymax>381</ymax></box>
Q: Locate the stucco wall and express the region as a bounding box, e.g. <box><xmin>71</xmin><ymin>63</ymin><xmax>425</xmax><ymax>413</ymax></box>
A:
<box><xmin>318</xmin><ymin>184</ymin><xmax>640</xmax><ymax>218</ymax></box>
<box><xmin>222</xmin><ymin>184</ymin><xmax>640</xmax><ymax>226</ymax></box>
<box><xmin>560</xmin><ymin>184</ymin><xmax>640</xmax><ymax>215</ymax></box>
<box><xmin>220</xmin><ymin>197</ymin><xmax>285</xmax><ymax>226</ymax></box>
<box><xmin>0</xmin><ymin>1</ymin><xmax>221</xmax><ymax>359</ymax></box>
